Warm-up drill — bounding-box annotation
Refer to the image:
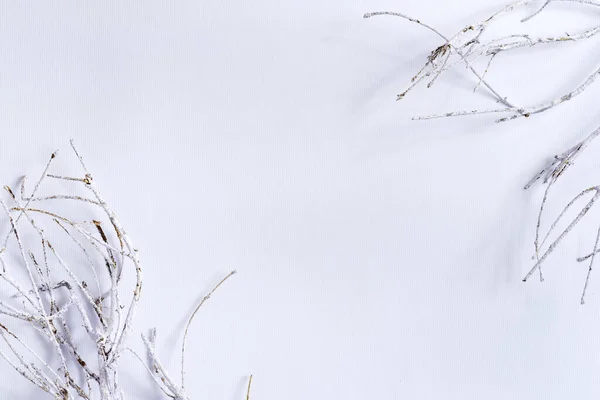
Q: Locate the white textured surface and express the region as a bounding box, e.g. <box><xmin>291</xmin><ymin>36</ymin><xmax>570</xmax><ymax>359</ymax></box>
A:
<box><xmin>1</xmin><ymin>1</ymin><xmax>600</xmax><ymax>398</ymax></box>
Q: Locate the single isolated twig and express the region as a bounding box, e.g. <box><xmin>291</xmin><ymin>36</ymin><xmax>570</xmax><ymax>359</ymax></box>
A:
<box><xmin>246</xmin><ymin>374</ymin><xmax>253</xmax><ymax>400</ymax></box>
<box><xmin>0</xmin><ymin>141</ymin><xmax>247</xmax><ymax>399</ymax></box>
<box><xmin>366</xmin><ymin>0</ymin><xmax>600</xmax><ymax>301</ymax></box>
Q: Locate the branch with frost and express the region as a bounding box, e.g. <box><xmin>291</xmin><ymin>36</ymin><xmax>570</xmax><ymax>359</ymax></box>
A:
<box><xmin>0</xmin><ymin>141</ymin><xmax>251</xmax><ymax>399</ymax></box>
<box><xmin>365</xmin><ymin>0</ymin><xmax>600</xmax><ymax>301</ymax></box>
<box><xmin>364</xmin><ymin>0</ymin><xmax>600</xmax><ymax>122</ymax></box>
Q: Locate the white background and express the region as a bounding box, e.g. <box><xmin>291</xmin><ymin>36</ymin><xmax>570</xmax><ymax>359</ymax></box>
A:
<box><xmin>1</xmin><ymin>1</ymin><xmax>600</xmax><ymax>399</ymax></box>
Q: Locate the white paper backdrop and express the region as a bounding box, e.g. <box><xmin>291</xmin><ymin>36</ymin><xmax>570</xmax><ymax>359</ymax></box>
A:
<box><xmin>1</xmin><ymin>1</ymin><xmax>600</xmax><ymax>399</ymax></box>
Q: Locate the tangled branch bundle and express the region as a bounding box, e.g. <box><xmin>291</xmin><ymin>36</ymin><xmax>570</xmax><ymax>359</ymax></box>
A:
<box><xmin>0</xmin><ymin>141</ymin><xmax>246</xmax><ymax>399</ymax></box>
<box><xmin>365</xmin><ymin>0</ymin><xmax>600</xmax><ymax>302</ymax></box>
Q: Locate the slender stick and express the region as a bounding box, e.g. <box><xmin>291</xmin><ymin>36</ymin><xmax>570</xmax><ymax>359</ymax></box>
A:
<box><xmin>180</xmin><ymin>270</ymin><xmax>237</xmax><ymax>391</ymax></box>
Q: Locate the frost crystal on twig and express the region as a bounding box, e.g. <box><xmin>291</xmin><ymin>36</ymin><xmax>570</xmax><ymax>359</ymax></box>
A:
<box><xmin>0</xmin><ymin>141</ymin><xmax>247</xmax><ymax>399</ymax></box>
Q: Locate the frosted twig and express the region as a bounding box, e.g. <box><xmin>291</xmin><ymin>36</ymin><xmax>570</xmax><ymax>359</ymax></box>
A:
<box><xmin>581</xmin><ymin>224</ymin><xmax>600</xmax><ymax>303</ymax></box>
<box><xmin>523</xmin><ymin>187</ymin><xmax>600</xmax><ymax>281</ymax></box>
<box><xmin>180</xmin><ymin>270</ymin><xmax>237</xmax><ymax>391</ymax></box>
<box><xmin>126</xmin><ymin>347</ymin><xmax>174</xmax><ymax>398</ymax></box>
<box><xmin>522</xmin><ymin>0</ymin><xmax>551</xmax><ymax>21</ymax></box>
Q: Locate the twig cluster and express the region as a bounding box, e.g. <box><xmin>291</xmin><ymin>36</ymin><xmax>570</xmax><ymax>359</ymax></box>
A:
<box><xmin>0</xmin><ymin>141</ymin><xmax>247</xmax><ymax>399</ymax></box>
<box><xmin>365</xmin><ymin>0</ymin><xmax>600</xmax><ymax>122</ymax></box>
<box><xmin>365</xmin><ymin>0</ymin><xmax>600</xmax><ymax>302</ymax></box>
